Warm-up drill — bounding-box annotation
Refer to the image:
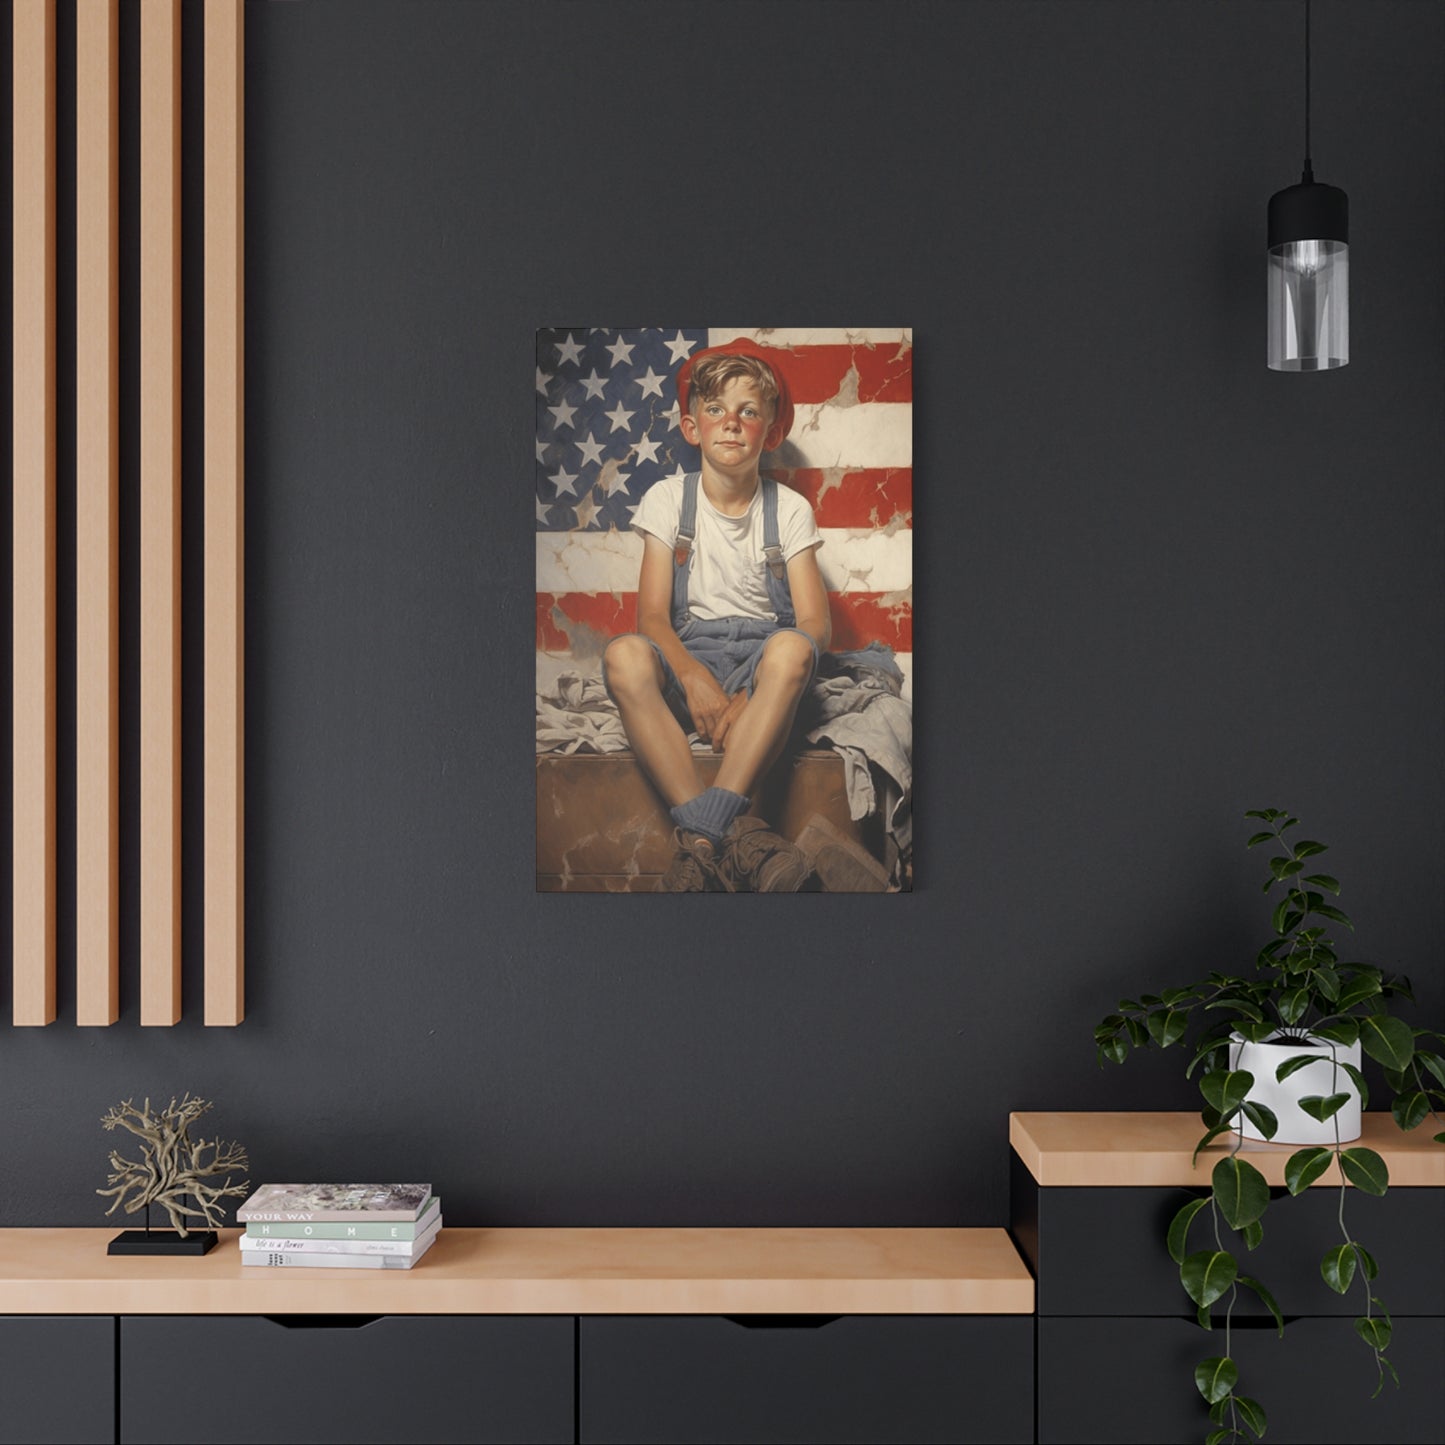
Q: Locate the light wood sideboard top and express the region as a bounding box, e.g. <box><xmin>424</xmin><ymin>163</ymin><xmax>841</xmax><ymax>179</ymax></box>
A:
<box><xmin>1011</xmin><ymin>1111</ymin><xmax>1445</xmax><ymax>1188</ymax></box>
<box><xmin>0</xmin><ymin>1226</ymin><xmax>1034</xmax><ymax>1315</ymax></box>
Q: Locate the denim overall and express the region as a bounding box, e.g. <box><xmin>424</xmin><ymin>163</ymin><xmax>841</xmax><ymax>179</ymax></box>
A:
<box><xmin>666</xmin><ymin>472</ymin><xmax>818</xmax><ymax>701</ymax></box>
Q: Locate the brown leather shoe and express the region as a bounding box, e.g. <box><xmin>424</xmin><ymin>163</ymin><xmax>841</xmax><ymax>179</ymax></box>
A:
<box><xmin>719</xmin><ymin>816</ymin><xmax>816</xmax><ymax>893</ymax></box>
<box><xmin>655</xmin><ymin>829</ymin><xmax>727</xmax><ymax>892</ymax></box>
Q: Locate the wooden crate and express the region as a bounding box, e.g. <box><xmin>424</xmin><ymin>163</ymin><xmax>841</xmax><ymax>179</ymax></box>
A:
<box><xmin>536</xmin><ymin>750</ymin><xmax>877</xmax><ymax>891</ymax></box>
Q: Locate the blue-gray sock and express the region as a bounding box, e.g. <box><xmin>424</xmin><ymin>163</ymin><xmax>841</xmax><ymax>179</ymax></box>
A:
<box><xmin>671</xmin><ymin>787</ymin><xmax>749</xmax><ymax>843</ymax></box>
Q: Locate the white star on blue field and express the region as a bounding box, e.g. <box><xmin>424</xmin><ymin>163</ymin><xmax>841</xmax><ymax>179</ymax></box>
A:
<box><xmin>535</xmin><ymin>328</ymin><xmax>708</xmax><ymax>532</ymax></box>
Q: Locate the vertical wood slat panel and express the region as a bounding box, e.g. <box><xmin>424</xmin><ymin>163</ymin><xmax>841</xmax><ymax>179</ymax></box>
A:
<box><xmin>204</xmin><ymin>0</ymin><xmax>244</xmax><ymax>1025</ymax></box>
<box><xmin>76</xmin><ymin>0</ymin><xmax>120</xmax><ymax>1026</ymax></box>
<box><xmin>12</xmin><ymin>1</ymin><xmax>57</xmax><ymax>1027</ymax></box>
<box><xmin>140</xmin><ymin>0</ymin><xmax>181</xmax><ymax>1025</ymax></box>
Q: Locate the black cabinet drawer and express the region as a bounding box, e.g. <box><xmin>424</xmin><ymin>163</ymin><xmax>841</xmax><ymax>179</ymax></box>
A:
<box><xmin>119</xmin><ymin>1316</ymin><xmax>572</xmax><ymax>1444</ymax></box>
<box><xmin>579</xmin><ymin>1315</ymin><xmax>1032</xmax><ymax>1444</ymax></box>
<box><xmin>1012</xmin><ymin>1154</ymin><xmax>1445</xmax><ymax>1316</ymax></box>
<box><xmin>1039</xmin><ymin>1315</ymin><xmax>1445</xmax><ymax>1444</ymax></box>
<box><xmin>0</xmin><ymin>1317</ymin><xmax>114</xmax><ymax>1445</ymax></box>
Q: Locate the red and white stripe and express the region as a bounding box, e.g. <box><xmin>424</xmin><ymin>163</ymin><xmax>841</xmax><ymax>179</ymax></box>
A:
<box><xmin>537</xmin><ymin>327</ymin><xmax>913</xmax><ymax>701</ymax></box>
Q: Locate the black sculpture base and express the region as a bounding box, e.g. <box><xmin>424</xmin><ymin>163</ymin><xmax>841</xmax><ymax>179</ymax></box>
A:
<box><xmin>108</xmin><ymin>1230</ymin><xmax>218</xmax><ymax>1256</ymax></box>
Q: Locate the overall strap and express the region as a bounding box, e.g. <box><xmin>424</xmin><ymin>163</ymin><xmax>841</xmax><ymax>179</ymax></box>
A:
<box><xmin>671</xmin><ymin>472</ymin><xmax>700</xmax><ymax>624</ymax></box>
<box><xmin>759</xmin><ymin>479</ymin><xmax>796</xmax><ymax>628</ymax></box>
<box><xmin>761</xmin><ymin>478</ymin><xmax>785</xmax><ymax>580</ymax></box>
<box><xmin>675</xmin><ymin>472</ymin><xmax>699</xmax><ymax>568</ymax></box>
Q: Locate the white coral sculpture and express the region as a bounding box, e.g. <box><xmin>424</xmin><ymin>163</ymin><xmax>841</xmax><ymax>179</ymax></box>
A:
<box><xmin>97</xmin><ymin>1095</ymin><xmax>250</xmax><ymax>1237</ymax></box>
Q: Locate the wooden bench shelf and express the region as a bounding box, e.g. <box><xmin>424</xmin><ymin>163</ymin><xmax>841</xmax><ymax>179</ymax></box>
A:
<box><xmin>1010</xmin><ymin>1110</ymin><xmax>1445</xmax><ymax>1187</ymax></box>
<box><xmin>0</xmin><ymin>1226</ymin><xmax>1033</xmax><ymax>1316</ymax></box>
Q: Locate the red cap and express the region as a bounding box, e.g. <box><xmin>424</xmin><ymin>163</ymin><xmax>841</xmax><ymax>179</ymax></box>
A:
<box><xmin>676</xmin><ymin>338</ymin><xmax>794</xmax><ymax>450</ymax></box>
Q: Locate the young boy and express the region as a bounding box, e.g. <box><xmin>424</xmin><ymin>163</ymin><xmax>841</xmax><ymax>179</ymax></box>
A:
<box><xmin>602</xmin><ymin>341</ymin><xmax>831</xmax><ymax>891</ymax></box>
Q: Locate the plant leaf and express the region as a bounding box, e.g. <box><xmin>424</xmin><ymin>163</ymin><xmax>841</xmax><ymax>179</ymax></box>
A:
<box><xmin>1185</xmin><ymin>1033</ymin><xmax>1230</xmax><ymax>1080</ymax></box>
<box><xmin>1351</xmin><ymin>1242</ymin><xmax>1379</xmax><ymax>1281</ymax></box>
<box><xmin>1416</xmin><ymin>1050</ymin><xmax>1445</xmax><ymax>1089</ymax></box>
<box><xmin>1205</xmin><ymin>995</ymin><xmax>1265</xmax><ymax>1022</ymax></box>
<box><xmin>1322</xmin><ymin>1242</ymin><xmax>1357</xmax><ymax>1294</ymax></box>
<box><xmin>1270</xmin><ymin>897</ymin><xmax>1290</xmax><ymax>934</ymax></box>
<box><xmin>1197</xmin><ymin>1301</ymin><xmax>1212</xmax><ymax>1330</ymax></box>
<box><xmin>1359</xmin><ymin>1015</ymin><xmax>1414</xmax><ymax>1071</ymax></box>
<box><xmin>1339</xmin><ymin>1147</ymin><xmax>1389</xmax><ymax>1196</ymax></box>
<box><xmin>1233</xmin><ymin>1395</ymin><xmax>1268</xmax><ymax>1439</ymax></box>
<box><xmin>1167</xmin><ymin>1196</ymin><xmax>1210</xmax><ymax>1265</ymax></box>
<box><xmin>1335</xmin><ymin>973</ymin><xmax>1383</xmax><ymax>1010</ymax></box>
<box><xmin>1201</xmin><ymin>1068</ymin><xmax>1254</xmax><ymax>1116</ymax></box>
<box><xmin>1312</xmin><ymin>1018</ymin><xmax>1359</xmax><ymax>1047</ymax></box>
<box><xmin>1275</xmin><ymin>1053</ymin><xmax>1324</xmax><ymax>1083</ymax></box>
<box><xmin>1339</xmin><ymin>1060</ymin><xmax>1371</xmax><ymax>1110</ymax></box>
<box><xmin>1277</xmin><ymin>986</ymin><xmax>1309</xmax><ymax>1025</ymax></box>
<box><xmin>1097</xmin><ymin>1036</ymin><xmax>1127</xmax><ymax>1066</ymax></box>
<box><xmin>1181</xmin><ymin>1249</ymin><xmax>1238</xmax><ymax>1308</ymax></box>
<box><xmin>1297</xmin><ymin>1092</ymin><xmax>1351</xmax><ymax>1122</ymax></box>
<box><xmin>1292</xmin><ymin>840</ymin><xmax>1327</xmax><ymax>858</ymax></box>
<box><xmin>1315</xmin><ymin>903</ymin><xmax>1354</xmax><ymax>929</ymax></box>
<box><xmin>1146</xmin><ymin>1008</ymin><xmax>1187</xmax><ymax>1048</ymax></box>
<box><xmin>1391</xmin><ymin>1091</ymin><xmax>1431</xmax><ymax>1132</ymax></box>
<box><xmin>1240</xmin><ymin>1101</ymin><xmax>1278</xmax><ymax>1141</ymax></box>
<box><xmin>1240</xmin><ymin>1217</ymin><xmax>1264</xmax><ymax>1251</ymax></box>
<box><xmin>1245</xmin><ymin>831</ymin><xmax>1274</xmax><ymax>847</ymax></box>
<box><xmin>1194</xmin><ymin>1355</ymin><xmax>1238</xmax><ymax>1404</ymax></box>
<box><xmin>1355</xmin><ymin>1315</ymin><xmax>1391</xmax><ymax>1351</ymax></box>
<box><xmin>1192</xmin><ymin>1123</ymin><xmax>1236</xmax><ymax>1167</ymax></box>
<box><xmin>1236</xmin><ymin>1273</ymin><xmax>1284</xmax><ymax>1335</ymax></box>
<box><xmin>1303</xmin><ymin>872</ymin><xmax>1341</xmax><ymax>893</ymax></box>
<box><xmin>1212</xmin><ymin>1156</ymin><xmax>1270</xmax><ymax>1229</ymax></box>
<box><xmin>1284</xmin><ymin>1146</ymin><xmax>1334</xmax><ymax>1194</ymax></box>
<box><xmin>1234</xmin><ymin>1018</ymin><xmax>1281</xmax><ymax>1045</ymax></box>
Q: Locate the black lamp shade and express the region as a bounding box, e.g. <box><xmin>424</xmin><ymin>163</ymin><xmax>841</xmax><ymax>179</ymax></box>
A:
<box><xmin>1268</xmin><ymin>180</ymin><xmax>1348</xmax><ymax>247</ymax></box>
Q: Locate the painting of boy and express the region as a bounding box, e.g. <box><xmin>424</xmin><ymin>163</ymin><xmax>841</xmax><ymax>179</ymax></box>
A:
<box><xmin>536</xmin><ymin>328</ymin><xmax>912</xmax><ymax>892</ymax></box>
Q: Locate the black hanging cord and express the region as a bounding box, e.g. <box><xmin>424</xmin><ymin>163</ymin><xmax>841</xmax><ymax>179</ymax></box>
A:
<box><xmin>1303</xmin><ymin>0</ymin><xmax>1313</xmax><ymax>182</ymax></box>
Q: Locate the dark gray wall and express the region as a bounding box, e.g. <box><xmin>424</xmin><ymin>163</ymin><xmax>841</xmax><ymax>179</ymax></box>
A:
<box><xmin>3</xmin><ymin>0</ymin><xmax>1441</xmax><ymax>1227</ymax></box>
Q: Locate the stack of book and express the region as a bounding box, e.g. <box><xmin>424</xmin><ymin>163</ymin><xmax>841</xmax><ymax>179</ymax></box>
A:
<box><xmin>236</xmin><ymin>1184</ymin><xmax>441</xmax><ymax>1269</ymax></box>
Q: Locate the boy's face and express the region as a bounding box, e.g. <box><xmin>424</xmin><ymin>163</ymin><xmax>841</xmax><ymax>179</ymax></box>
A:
<box><xmin>680</xmin><ymin>377</ymin><xmax>779</xmax><ymax>477</ymax></box>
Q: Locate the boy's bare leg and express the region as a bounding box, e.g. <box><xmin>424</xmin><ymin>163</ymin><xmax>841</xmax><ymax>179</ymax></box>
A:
<box><xmin>604</xmin><ymin>636</ymin><xmax>702</xmax><ymax>807</ymax></box>
<box><xmin>714</xmin><ymin>631</ymin><xmax>815</xmax><ymax>799</ymax></box>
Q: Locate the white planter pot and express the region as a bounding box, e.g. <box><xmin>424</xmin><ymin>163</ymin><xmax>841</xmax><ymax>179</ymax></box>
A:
<box><xmin>1228</xmin><ymin>1032</ymin><xmax>1363</xmax><ymax>1145</ymax></box>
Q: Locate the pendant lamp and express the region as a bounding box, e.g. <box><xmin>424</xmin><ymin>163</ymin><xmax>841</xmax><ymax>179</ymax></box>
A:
<box><xmin>1267</xmin><ymin>0</ymin><xmax>1348</xmax><ymax>371</ymax></box>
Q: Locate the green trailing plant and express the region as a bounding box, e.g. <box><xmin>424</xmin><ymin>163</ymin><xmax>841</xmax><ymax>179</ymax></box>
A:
<box><xmin>1094</xmin><ymin>809</ymin><xmax>1445</xmax><ymax>1445</ymax></box>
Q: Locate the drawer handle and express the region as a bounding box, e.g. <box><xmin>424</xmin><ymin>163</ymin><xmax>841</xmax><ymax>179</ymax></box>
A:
<box><xmin>723</xmin><ymin>1315</ymin><xmax>842</xmax><ymax>1330</ymax></box>
<box><xmin>1203</xmin><ymin>1315</ymin><xmax>1302</xmax><ymax>1330</ymax></box>
<box><xmin>263</xmin><ymin>1315</ymin><xmax>384</xmax><ymax>1330</ymax></box>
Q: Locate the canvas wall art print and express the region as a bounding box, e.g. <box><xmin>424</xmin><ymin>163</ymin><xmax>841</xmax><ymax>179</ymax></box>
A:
<box><xmin>535</xmin><ymin>327</ymin><xmax>912</xmax><ymax>893</ymax></box>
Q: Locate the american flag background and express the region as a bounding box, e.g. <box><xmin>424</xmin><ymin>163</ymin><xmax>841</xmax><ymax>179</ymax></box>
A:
<box><xmin>535</xmin><ymin>327</ymin><xmax>913</xmax><ymax>706</ymax></box>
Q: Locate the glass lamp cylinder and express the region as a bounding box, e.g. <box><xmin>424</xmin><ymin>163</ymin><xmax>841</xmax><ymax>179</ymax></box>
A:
<box><xmin>1267</xmin><ymin>179</ymin><xmax>1349</xmax><ymax>371</ymax></box>
<box><xmin>1268</xmin><ymin>239</ymin><xmax>1348</xmax><ymax>370</ymax></box>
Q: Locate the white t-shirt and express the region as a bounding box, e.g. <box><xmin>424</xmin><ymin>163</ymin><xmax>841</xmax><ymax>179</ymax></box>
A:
<box><xmin>632</xmin><ymin>474</ymin><xmax>821</xmax><ymax>622</ymax></box>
